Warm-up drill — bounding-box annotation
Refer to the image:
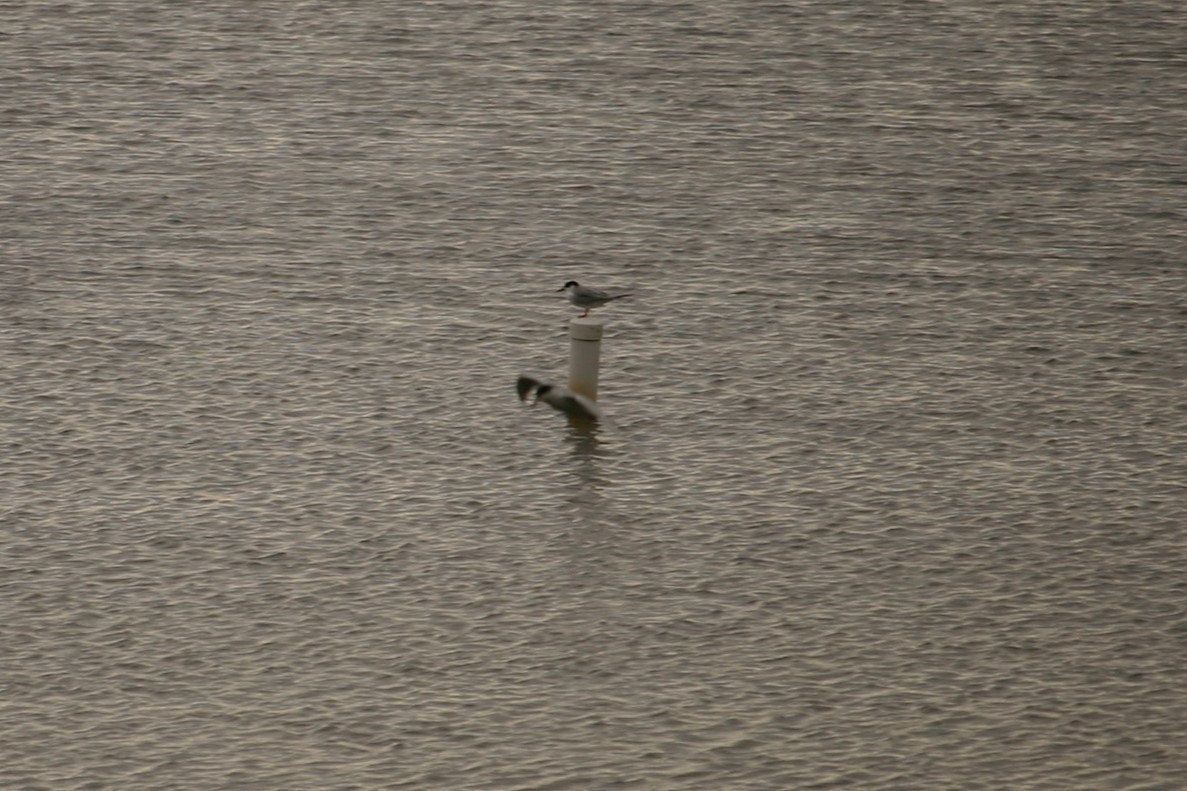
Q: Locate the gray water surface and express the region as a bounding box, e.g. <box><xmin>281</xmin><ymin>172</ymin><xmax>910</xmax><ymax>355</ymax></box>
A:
<box><xmin>3</xmin><ymin>2</ymin><xmax>1186</xmax><ymax>789</ymax></box>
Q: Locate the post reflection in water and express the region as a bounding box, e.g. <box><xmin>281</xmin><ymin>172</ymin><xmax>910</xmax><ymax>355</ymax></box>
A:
<box><xmin>563</xmin><ymin>417</ymin><xmax>609</xmax><ymax>517</ymax></box>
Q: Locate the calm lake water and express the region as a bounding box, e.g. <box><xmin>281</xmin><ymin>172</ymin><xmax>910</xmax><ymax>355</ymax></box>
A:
<box><xmin>3</xmin><ymin>1</ymin><xmax>1185</xmax><ymax>789</ymax></box>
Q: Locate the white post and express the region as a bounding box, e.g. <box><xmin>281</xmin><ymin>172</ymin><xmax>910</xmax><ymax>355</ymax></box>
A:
<box><xmin>568</xmin><ymin>317</ymin><xmax>604</xmax><ymax>401</ymax></box>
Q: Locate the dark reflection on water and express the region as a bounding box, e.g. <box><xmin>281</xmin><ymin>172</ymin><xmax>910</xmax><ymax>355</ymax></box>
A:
<box><xmin>4</xmin><ymin>0</ymin><xmax>1186</xmax><ymax>788</ymax></box>
<box><xmin>561</xmin><ymin>421</ymin><xmax>615</xmax><ymax>526</ymax></box>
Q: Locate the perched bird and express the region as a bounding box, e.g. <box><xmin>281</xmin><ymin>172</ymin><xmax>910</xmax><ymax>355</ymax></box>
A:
<box><xmin>557</xmin><ymin>280</ymin><xmax>631</xmax><ymax>318</ymax></box>
<box><xmin>516</xmin><ymin>375</ymin><xmax>602</xmax><ymax>421</ymax></box>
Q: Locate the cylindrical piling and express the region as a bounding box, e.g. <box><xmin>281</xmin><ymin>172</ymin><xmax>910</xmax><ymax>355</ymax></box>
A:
<box><xmin>568</xmin><ymin>317</ymin><xmax>604</xmax><ymax>401</ymax></box>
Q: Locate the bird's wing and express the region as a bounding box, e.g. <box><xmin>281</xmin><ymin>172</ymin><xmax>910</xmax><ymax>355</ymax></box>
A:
<box><xmin>516</xmin><ymin>375</ymin><xmax>539</xmax><ymax>402</ymax></box>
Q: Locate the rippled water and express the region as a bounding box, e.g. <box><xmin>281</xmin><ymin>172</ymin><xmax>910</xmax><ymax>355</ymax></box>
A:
<box><xmin>4</xmin><ymin>1</ymin><xmax>1185</xmax><ymax>789</ymax></box>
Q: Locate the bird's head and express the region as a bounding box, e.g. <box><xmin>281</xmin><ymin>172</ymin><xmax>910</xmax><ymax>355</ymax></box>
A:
<box><xmin>557</xmin><ymin>281</ymin><xmax>579</xmax><ymax>292</ymax></box>
<box><xmin>532</xmin><ymin>384</ymin><xmax>554</xmax><ymax>405</ymax></box>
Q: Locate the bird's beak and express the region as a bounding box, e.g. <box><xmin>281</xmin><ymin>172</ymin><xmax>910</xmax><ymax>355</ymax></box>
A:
<box><xmin>555</xmin><ymin>286</ymin><xmax>566</xmax><ymax>292</ymax></box>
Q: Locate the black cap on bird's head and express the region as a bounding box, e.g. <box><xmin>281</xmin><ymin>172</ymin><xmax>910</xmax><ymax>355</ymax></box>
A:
<box><xmin>529</xmin><ymin>383</ymin><xmax>555</xmax><ymax>407</ymax></box>
<box><xmin>557</xmin><ymin>281</ymin><xmax>579</xmax><ymax>291</ymax></box>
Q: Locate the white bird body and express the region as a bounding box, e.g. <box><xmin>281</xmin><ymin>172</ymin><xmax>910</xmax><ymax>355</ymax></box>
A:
<box><xmin>557</xmin><ymin>280</ymin><xmax>630</xmax><ymax>318</ymax></box>
<box><xmin>516</xmin><ymin>375</ymin><xmax>602</xmax><ymax>421</ymax></box>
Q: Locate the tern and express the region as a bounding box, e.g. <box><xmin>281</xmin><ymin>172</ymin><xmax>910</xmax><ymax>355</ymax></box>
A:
<box><xmin>557</xmin><ymin>281</ymin><xmax>631</xmax><ymax>318</ymax></box>
<box><xmin>516</xmin><ymin>375</ymin><xmax>602</xmax><ymax>421</ymax></box>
